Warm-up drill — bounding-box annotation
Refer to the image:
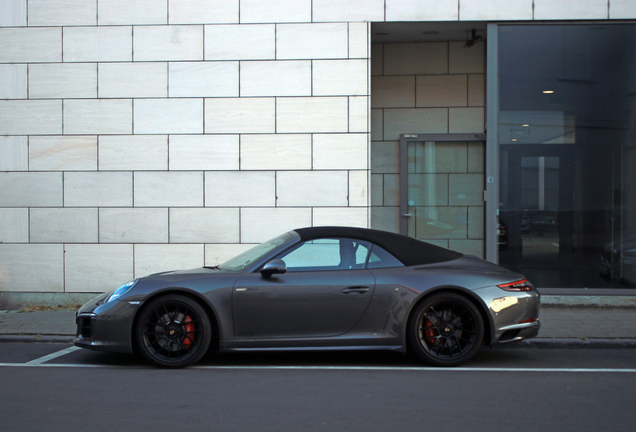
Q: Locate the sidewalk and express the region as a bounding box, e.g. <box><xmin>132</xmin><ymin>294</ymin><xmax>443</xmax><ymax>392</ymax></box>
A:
<box><xmin>0</xmin><ymin>303</ymin><xmax>635</xmax><ymax>347</ymax></box>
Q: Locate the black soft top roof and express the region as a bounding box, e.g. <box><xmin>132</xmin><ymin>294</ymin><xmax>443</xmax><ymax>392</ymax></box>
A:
<box><xmin>293</xmin><ymin>226</ymin><xmax>462</xmax><ymax>267</ymax></box>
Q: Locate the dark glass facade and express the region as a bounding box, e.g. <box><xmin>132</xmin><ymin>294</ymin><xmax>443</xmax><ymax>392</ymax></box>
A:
<box><xmin>498</xmin><ymin>25</ymin><xmax>636</xmax><ymax>288</ymax></box>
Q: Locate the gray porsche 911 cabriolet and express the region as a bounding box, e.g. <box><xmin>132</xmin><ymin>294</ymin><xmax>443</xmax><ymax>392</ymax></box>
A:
<box><xmin>75</xmin><ymin>227</ymin><xmax>540</xmax><ymax>368</ymax></box>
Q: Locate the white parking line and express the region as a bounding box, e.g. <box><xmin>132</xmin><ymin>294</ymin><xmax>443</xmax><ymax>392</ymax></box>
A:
<box><xmin>0</xmin><ymin>362</ymin><xmax>635</xmax><ymax>372</ymax></box>
<box><xmin>24</xmin><ymin>346</ymin><xmax>81</xmax><ymax>365</ymax></box>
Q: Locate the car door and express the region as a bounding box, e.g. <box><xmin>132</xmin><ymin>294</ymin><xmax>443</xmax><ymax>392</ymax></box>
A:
<box><xmin>232</xmin><ymin>238</ymin><xmax>375</xmax><ymax>339</ymax></box>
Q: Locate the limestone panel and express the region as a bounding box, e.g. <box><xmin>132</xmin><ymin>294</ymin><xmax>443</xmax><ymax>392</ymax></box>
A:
<box><xmin>169</xmin><ymin>135</ymin><xmax>239</xmax><ymax>171</ymax></box>
<box><xmin>134</xmin><ymin>25</ymin><xmax>203</xmax><ymax>61</ymax></box>
<box><xmin>205</xmin><ymin>171</ymin><xmax>275</xmax><ymax>207</ymax></box>
<box><xmin>63</xmin><ymin>26</ymin><xmax>132</xmax><ymax>62</ymax></box>
<box><xmin>313</xmin><ymin>134</ymin><xmax>368</xmax><ymax>170</ymax></box>
<box><xmin>0</xmin><ymin>64</ymin><xmax>27</xmax><ymax>99</ymax></box>
<box><xmin>371</xmin><ymin>76</ymin><xmax>415</xmax><ymax>108</ymax></box>
<box><xmin>29</xmin><ymin>136</ymin><xmax>97</xmax><ymax>171</ymax></box>
<box><xmin>371</xmin><ymin>109</ymin><xmax>383</xmax><ymax>141</ymax></box>
<box><xmin>205</xmin><ymin>24</ymin><xmax>275</xmax><ymax>60</ymax></box>
<box><xmin>205</xmin><ymin>98</ymin><xmax>275</xmax><ymax>134</ymax></box>
<box><xmin>240</xmin><ymin>207</ymin><xmax>312</xmax><ymax>243</ymax></box>
<box><xmin>370</xmin><ymin>206</ymin><xmax>399</xmax><ymax>234</ymax></box>
<box><xmin>240</xmin><ymin>61</ymin><xmax>311</xmax><ymax>97</ymax></box>
<box><xmin>383</xmin><ymin>174</ymin><xmax>400</xmax><ymax>206</ymax></box>
<box><xmin>64</xmin><ymin>172</ymin><xmax>132</xmax><ymax>207</ymax></box>
<box><xmin>240</xmin><ymin>134</ymin><xmax>311</xmax><ymax>170</ymax></box>
<box><xmin>468</xmin><ymin>74</ymin><xmax>485</xmax><ymax>107</ymax></box>
<box><xmin>611</xmin><ymin>0</ymin><xmax>636</xmax><ymax>18</ymax></box>
<box><xmin>348</xmin><ymin>170</ymin><xmax>369</xmax><ymax>207</ymax></box>
<box><xmin>169</xmin><ymin>0</ymin><xmax>239</xmax><ymax>24</ymax></box>
<box><xmin>371</xmin><ymin>44</ymin><xmax>383</xmax><ymax>76</ymax></box>
<box><xmin>28</xmin><ymin>0</ymin><xmax>96</xmax><ymax>26</ymax></box>
<box><xmin>313</xmin><ymin>59</ymin><xmax>368</xmax><ymax>96</ymax></box>
<box><xmin>134</xmin><ymin>244</ymin><xmax>204</xmax><ymax>278</ymax></box>
<box><xmin>134</xmin><ymin>171</ymin><xmax>203</xmax><ymax>207</ymax></box>
<box><xmin>276</xmin><ymin>97</ymin><xmax>348</xmax><ymax>133</ymax></box>
<box><xmin>170</xmin><ymin>62</ymin><xmax>238</xmax><ymax>97</ymax></box>
<box><xmin>386</xmin><ymin>0</ymin><xmax>459</xmax><ymax>21</ymax></box>
<box><xmin>64</xmin><ymin>99</ymin><xmax>132</xmax><ymax>135</ymax></box>
<box><xmin>0</xmin><ymin>100</ymin><xmax>62</xmax><ymax>135</ymax></box>
<box><xmin>449</xmin><ymin>107</ymin><xmax>484</xmax><ymax>133</ymax></box>
<box><xmin>29</xmin><ymin>63</ymin><xmax>96</xmax><ymax>99</ymax></box>
<box><xmin>534</xmin><ymin>0</ymin><xmax>608</xmax><ymax>19</ymax></box>
<box><xmin>0</xmin><ymin>136</ymin><xmax>28</xmax><ymax>171</ymax></box>
<box><xmin>371</xmin><ymin>141</ymin><xmax>399</xmax><ymax>174</ymax></box>
<box><xmin>449</xmin><ymin>173</ymin><xmax>484</xmax><ymax>206</ymax></box>
<box><xmin>134</xmin><ymin>99</ymin><xmax>203</xmax><ymax>134</ymax></box>
<box><xmin>313</xmin><ymin>0</ymin><xmax>384</xmax><ymax>22</ymax></box>
<box><xmin>460</xmin><ymin>0</ymin><xmax>533</xmax><ymax>20</ymax></box>
<box><xmin>349</xmin><ymin>96</ymin><xmax>369</xmax><ymax>133</ymax></box>
<box><xmin>30</xmin><ymin>208</ymin><xmax>98</xmax><ymax>243</ymax></box>
<box><xmin>277</xmin><ymin>23</ymin><xmax>348</xmax><ymax>60</ymax></box>
<box><xmin>383</xmin><ymin>42</ymin><xmax>448</xmax><ymax>75</ymax></box>
<box><xmin>349</xmin><ymin>22</ymin><xmax>369</xmax><ymax>59</ymax></box>
<box><xmin>467</xmin><ymin>141</ymin><xmax>485</xmax><ymax>173</ymax></box>
<box><xmin>99</xmin><ymin>63</ymin><xmax>167</xmax><ymax>98</ymax></box>
<box><xmin>0</xmin><ymin>172</ymin><xmax>62</xmax><ymax>207</ymax></box>
<box><xmin>99</xmin><ymin>208</ymin><xmax>168</xmax><ymax>243</ymax></box>
<box><xmin>449</xmin><ymin>41</ymin><xmax>484</xmax><ymax>74</ymax></box>
<box><xmin>276</xmin><ymin>171</ymin><xmax>348</xmax><ymax>207</ymax></box>
<box><xmin>170</xmin><ymin>208</ymin><xmax>240</xmax><ymax>243</ymax></box>
<box><xmin>0</xmin><ymin>27</ymin><xmax>61</xmax><ymax>62</ymax></box>
<box><xmin>240</xmin><ymin>0</ymin><xmax>311</xmax><ymax>23</ymax></box>
<box><xmin>371</xmin><ymin>174</ymin><xmax>383</xmax><ymax>206</ymax></box>
<box><xmin>99</xmin><ymin>135</ymin><xmax>168</xmax><ymax>171</ymax></box>
<box><xmin>0</xmin><ymin>0</ymin><xmax>26</xmax><ymax>26</ymax></box>
<box><xmin>383</xmin><ymin>108</ymin><xmax>448</xmax><ymax>140</ymax></box>
<box><xmin>64</xmin><ymin>244</ymin><xmax>134</xmax><ymax>293</ymax></box>
<box><xmin>313</xmin><ymin>208</ymin><xmax>368</xmax><ymax>228</ymax></box>
<box><xmin>99</xmin><ymin>0</ymin><xmax>167</xmax><ymax>25</ymax></box>
<box><xmin>0</xmin><ymin>245</ymin><xmax>64</xmax><ymax>292</ymax></box>
<box><xmin>205</xmin><ymin>244</ymin><xmax>256</xmax><ymax>266</ymax></box>
<box><xmin>0</xmin><ymin>208</ymin><xmax>29</xmax><ymax>243</ymax></box>
<box><xmin>416</xmin><ymin>75</ymin><xmax>468</xmax><ymax>108</ymax></box>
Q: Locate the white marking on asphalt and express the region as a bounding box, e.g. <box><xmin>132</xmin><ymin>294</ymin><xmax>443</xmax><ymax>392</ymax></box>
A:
<box><xmin>0</xmin><ymin>363</ymin><xmax>635</xmax><ymax>372</ymax></box>
<box><xmin>24</xmin><ymin>346</ymin><xmax>81</xmax><ymax>365</ymax></box>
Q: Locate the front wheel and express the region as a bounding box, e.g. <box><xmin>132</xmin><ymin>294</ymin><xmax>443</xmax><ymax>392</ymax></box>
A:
<box><xmin>136</xmin><ymin>294</ymin><xmax>212</xmax><ymax>368</ymax></box>
<box><xmin>408</xmin><ymin>292</ymin><xmax>484</xmax><ymax>367</ymax></box>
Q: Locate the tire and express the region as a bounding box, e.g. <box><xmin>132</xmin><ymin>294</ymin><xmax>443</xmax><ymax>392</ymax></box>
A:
<box><xmin>136</xmin><ymin>294</ymin><xmax>212</xmax><ymax>368</ymax></box>
<box><xmin>408</xmin><ymin>292</ymin><xmax>484</xmax><ymax>367</ymax></box>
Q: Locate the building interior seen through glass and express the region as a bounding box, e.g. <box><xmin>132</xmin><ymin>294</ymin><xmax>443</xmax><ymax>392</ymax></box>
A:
<box><xmin>498</xmin><ymin>24</ymin><xmax>636</xmax><ymax>288</ymax></box>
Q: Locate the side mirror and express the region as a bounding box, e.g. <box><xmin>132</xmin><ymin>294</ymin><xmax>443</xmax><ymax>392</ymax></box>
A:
<box><xmin>260</xmin><ymin>259</ymin><xmax>287</xmax><ymax>278</ymax></box>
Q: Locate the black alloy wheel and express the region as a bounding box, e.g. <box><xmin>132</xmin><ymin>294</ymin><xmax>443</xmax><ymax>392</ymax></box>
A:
<box><xmin>136</xmin><ymin>294</ymin><xmax>212</xmax><ymax>368</ymax></box>
<box><xmin>408</xmin><ymin>292</ymin><xmax>484</xmax><ymax>367</ymax></box>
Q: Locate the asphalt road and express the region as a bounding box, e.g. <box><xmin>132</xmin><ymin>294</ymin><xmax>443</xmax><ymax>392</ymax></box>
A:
<box><xmin>1</xmin><ymin>344</ymin><xmax>635</xmax><ymax>432</ymax></box>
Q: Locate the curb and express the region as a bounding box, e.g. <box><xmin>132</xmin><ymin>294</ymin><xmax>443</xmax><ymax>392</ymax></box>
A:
<box><xmin>0</xmin><ymin>335</ymin><xmax>74</xmax><ymax>343</ymax></box>
<box><xmin>492</xmin><ymin>338</ymin><xmax>636</xmax><ymax>349</ymax></box>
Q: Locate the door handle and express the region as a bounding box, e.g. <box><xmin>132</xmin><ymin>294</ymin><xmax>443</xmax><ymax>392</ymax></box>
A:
<box><xmin>341</xmin><ymin>287</ymin><xmax>369</xmax><ymax>294</ymax></box>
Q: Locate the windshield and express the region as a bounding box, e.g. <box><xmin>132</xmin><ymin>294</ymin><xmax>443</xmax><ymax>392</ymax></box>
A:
<box><xmin>219</xmin><ymin>232</ymin><xmax>294</xmax><ymax>271</ymax></box>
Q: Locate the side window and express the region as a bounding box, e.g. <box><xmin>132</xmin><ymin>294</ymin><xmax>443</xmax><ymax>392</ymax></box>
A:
<box><xmin>278</xmin><ymin>238</ymin><xmax>371</xmax><ymax>272</ymax></box>
<box><xmin>366</xmin><ymin>244</ymin><xmax>404</xmax><ymax>269</ymax></box>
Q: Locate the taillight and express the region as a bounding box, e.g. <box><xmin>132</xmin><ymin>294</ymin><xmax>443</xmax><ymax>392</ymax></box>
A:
<box><xmin>498</xmin><ymin>279</ymin><xmax>533</xmax><ymax>291</ymax></box>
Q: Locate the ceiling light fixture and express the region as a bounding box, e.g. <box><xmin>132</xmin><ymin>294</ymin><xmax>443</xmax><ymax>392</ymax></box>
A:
<box><xmin>543</xmin><ymin>90</ymin><xmax>554</xmax><ymax>94</ymax></box>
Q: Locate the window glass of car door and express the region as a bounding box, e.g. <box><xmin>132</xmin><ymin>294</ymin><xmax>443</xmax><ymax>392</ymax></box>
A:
<box><xmin>278</xmin><ymin>238</ymin><xmax>371</xmax><ymax>271</ymax></box>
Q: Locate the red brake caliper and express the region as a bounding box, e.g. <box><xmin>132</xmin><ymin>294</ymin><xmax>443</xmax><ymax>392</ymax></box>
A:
<box><xmin>183</xmin><ymin>315</ymin><xmax>195</xmax><ymax>348</ymax></box>
<box><xmin>424</xmin><ymin>320</ymin><xmax>435</xmax><ymax>344</ymax></box>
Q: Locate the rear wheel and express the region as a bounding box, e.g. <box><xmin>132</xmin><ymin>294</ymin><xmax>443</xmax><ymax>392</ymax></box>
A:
<box><xmin>136</xmin><ymin>294</ymin><xmax>211</xmax><ymax>368</ymax></box>
<box><xmin>408</xmin><ymin>292</ymin><xmax>483</xmax><ymax>367</ymax></box>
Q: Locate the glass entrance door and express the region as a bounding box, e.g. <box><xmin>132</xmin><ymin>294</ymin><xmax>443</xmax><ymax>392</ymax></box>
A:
<box><xmin>400</xmin><ymin>134</ymin><xmax>486</xmax><ymax>258</ymax></box>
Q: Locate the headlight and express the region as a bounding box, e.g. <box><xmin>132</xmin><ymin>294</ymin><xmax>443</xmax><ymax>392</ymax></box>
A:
<box><xmin>106</xmin><ymin>280</ymin><xmax>138</xmax><ymax>303</ymax></box>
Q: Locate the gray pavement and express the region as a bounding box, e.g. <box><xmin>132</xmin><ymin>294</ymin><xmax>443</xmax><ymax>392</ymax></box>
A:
<box><xmin>0</xmin><ymin>302</ymin><xmax>635</xmax><ymax>347</ymax></box>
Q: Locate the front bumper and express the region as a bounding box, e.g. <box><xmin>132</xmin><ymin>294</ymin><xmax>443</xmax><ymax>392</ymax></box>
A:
<box><xmin>74</xmin><ymin>296</ymin><xmax>141</xmax><ymax>354</ymax></box>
